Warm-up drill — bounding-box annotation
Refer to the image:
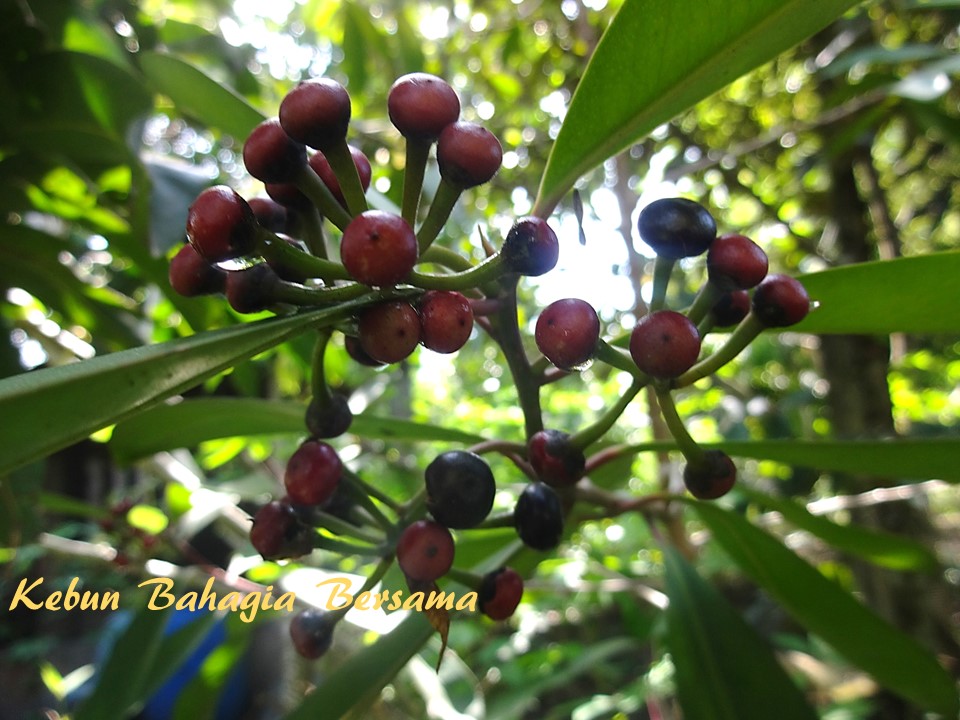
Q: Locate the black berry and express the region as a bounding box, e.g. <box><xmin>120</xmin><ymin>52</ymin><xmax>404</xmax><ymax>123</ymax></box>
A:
<box><xmin>683</xmin><ymin>450</ymin><xmax>737</xmax><ymax>499</ymax></box>
<box><xmin>305</xmin><ymin>394</ymin><xmax>353</xmax><ymax>439</ymax></box>
<box><xmin>710</xmin><ymin>290</ymin><xmax>751</xmax><ymax>328</ymax></box>
<box><xmin>249</xmin><ymin>500</ymin><xmax>313</xmax><ymax>560</ymax></box>
<box><xmin>707</xmin><ymin>233</ymin><xmax>769</xmax><ymax>290</ymax></box>
<box><xmin>629</xmin><ymin>310</ymin><xmax>701</xmax><ymax>378</ymax></box>
<box><xmin>418</xmin><ymin>290</ymin><xmax>474</xmax><ymax>354</ymax></box>
<box><xmin>186</xmin><ymin>186</ymin><xmax>258</xmax><ymax>262</ymax></box>
<box><xmin>637</xmin><ymin>197</ymin><xmax>716</xmax><ymax>259</ymax></box>
<box><xmin>436</xmin><ymin>121</ymin><xmax>502</xmax><ymax>188</ymax></box>
<box><xmin>168</xmin><ymin>243</ymin><xmax>226</xmax><ymax>297</ymax></box>
<box><xmin>527</xmin><ymin>429</ymin><xmax>585</xmax><ymax>488</ymax></box>
<box><xmin>396</xmin><ymin>520</ymin><xmax>455</xmax><ymax>582</ymax></box>
<box><xmin>535</xmin><ymin>299</ymin><xmax>600</xmax><ymax>370</ymax></box>
<box><xmin>225</xmin><ymin>264</ymin><xmax>280</xmax><ymax>314</ymax></box>
<box><xmin>388</xmin><ymin>73</ymin><xmax>460</xmax><ymax>141</ymax></box>
<box><xmin>340</xmin><ymin>210</ymin><xmax>418</xmax><ymax>287</ymax></box>
<box><xmin>425</xmin><ymin>450</ymin><xmax>496</xmax><ymax>529</ymax></box>
<box><xmin>279</xmin><ymin>78</ymin><xmax>351</xmax><ymax>151</ymax></box>
<box><xmin>478</xmin><ymin>567</ymin><xmax>523</xmax><ymax>621</ymax></box>
<box><xmin>243</xmin><ymin>118</ymin><xmax>307</xmax><ymax>183</ymax></box>
<box><xmin>502</xmin><ymin>216</ymin><xmax>559</xmax><ymax>276</ymax></box>
<box><xmin>358</xmin><ymin>301</ymin><xmax>421</xmax><ymax>364</ymax></box>
<box><xmin>751</xmin><ymin>274</ymin><xmax>810</xmax><ymax>327</ymax></box>
<box><xmin>289</xmin><ymin>608</ymin><xmax>336</xmax><ymax>660</ymax></box>
<box><xmin>514</xmin><ymin>482</ymin><xmax>564</xmax><ymax>551</ymax></box>
<box><xmin>284</xmin><ymin>439</ymin><xmax>343</xmax><ymax>506</ymax></box>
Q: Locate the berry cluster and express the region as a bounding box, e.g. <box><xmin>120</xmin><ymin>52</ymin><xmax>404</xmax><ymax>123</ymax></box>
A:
<box><xmin>174</xmin><ymin>71</ymin><xmax>812</xmax><ymax>666</ymax></box>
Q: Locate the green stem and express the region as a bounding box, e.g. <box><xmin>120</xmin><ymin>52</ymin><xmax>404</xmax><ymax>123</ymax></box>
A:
<box><xmin>445</xmin><ymin>567</ymin><xmax>483</xmax><ymax>590</ymax></box>
<box><xmin>420</xmin><ymin>245</ymin><xmax>474</xmax><ymax>272</ymax></box>
<box><xmin>313</xmin><ymin>534</ymin><xmax>383</xmax><ymax>557</ymax></box>
<box><xmin>310</xmin><ymin>329</ymin><xmax>333</xmax><ymax>402</ymax></box>
<box><xmin>342</xmin><ymin>468</ymin><xmax>402</xmax><ymax>512</ymax></box>
<box><xmin>673</xmin><ymin>313</ymin><xmax>763</xmax><ymax>387</ymax></box>
<box><xmin>328</xmin><ymin>555</ymin><xmax>395</xmax><ymax>619</ymax></box>
<box><xmin>406</xmin><ymin>253</ymin><xmax>506</xmax><ymax>291</ymax></box>
<box><xmin>474</xmin><ymin>512</ymin><xmax>516</xmax><ymax>529</ymax></box>
<box><xmin>417</xmin><ymin>178</ymin><xmax>463</xmax><ymax>252</ymax></box>
<box><xmin>649</xmin><ymin>256</ymin><xmax>676</xmax><ymax>312</ymax></box>
<box><xmin>571</xmin><ymin>376</ymin><xmax>646</xmax><ymax>450</ymax></box>
<box><xmin>653</xmin><ymin>388</ymin><xmax>704</xmax><ymax>464</ymax></box>
<box><xmin>255</xmin><ymin>227</ymin><xmax>351</xmax><ymax>281</ymax></box>
<box><xmin>594</xmin><ymin>339</ymin><xmax>646</xmax><ymax>380</ymax></box>
<box><xmin>325</xmin><ymin>140</ymin><xmax>369</xmax><ymax>217</ymax></box>
<box><xmin>685</xmin><ymin>280</ymin><xmax>722</xmax><ymax>326</ymax></box>
<box><xmin>273</xmin><ymin>280</ymin><xmax>369</xmax><ymax>306</ymax></box>
<box><xmin>339</xmin><ymin>470</ymin><xmax>396</xmax><ymax>531</ymax></box>
<box><xmin>401</xmin><ymin>139</ymin><xmax>431</xmax><ymax>225</ymax></box>
<box><xmin>313</xmin><ymin>510</ymin><xmax>385</xmax><ymax>545</ymax></box>
<box><xmin>299</xmin><ymin>205</ymin><xmax>328</xmax><ymax>259</ymax></box>
<box><xmin>493</xmin><ymin>278</ymin><xmax>543</xmax><ymax>438</ymax></box>
<box><xmin>294</xmin><ymin>164</ymin><xmax>353</xmax><ymax>231</ymax></box>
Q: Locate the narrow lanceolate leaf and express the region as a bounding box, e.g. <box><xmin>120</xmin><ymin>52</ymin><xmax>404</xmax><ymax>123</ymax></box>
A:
<box><xmin>533</xmin><ymin>0</ymin><xmax>862</xmax><ymax>217</ymax></box>
<box><xmin>739</xmin><ymin>486</ymin><xmax>940</xmax><ymax>572</ymax></box>
<box><xmin>795</xmin><ymin>252</ymin><xmax>960</xmax><ymax>334</ymax></box>
<box><xmin>0</xmin><ymin>309</ymin><xmax>344</xmax><ymax>475</ymax></box>
<box><xmin>108</xmin><ymin>398</ymin><xmax>487</xmax><ymax>463</ymax></box>
<box><xmin>662</xmin><ymin>545</ymin><xmax>819</xmax><ymax>720</ymax></box>
<box><xmin>691</xmin><ymin>501</ymin><xmax>960</xmax><ymax>716</ymax></box>
<box><xmin>139</xmin><ymin>51</ymin><xmax>265</xmax><ymax>140</ymax></box>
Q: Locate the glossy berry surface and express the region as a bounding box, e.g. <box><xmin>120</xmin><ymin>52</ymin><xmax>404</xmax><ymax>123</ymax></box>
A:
<box><xmin>279</xmin><ymin>78</ymin><xmax>351</xmax><ymax>151</ymax></box>
<box><xmin>284</xmin><ymin>439</ymin><xmax>343</xmax><ymax>506</ymax></box>
<box><xmin>710</xmin><ymin>290</ymin><xmax>751</xmax><ymax>328</ymax></box>
<box><xmin>437</xmin><ymin>121</ymin><xmax>502</xmax><ymax>188</ymax></box>
<box><xmin>340</xmin><ymin>211</ymin><xmax>418</xmax><ymax>287</ymax></box>
<box><xmin>186</xmin><ymin>186</ymin><xmax>258</xmax><ymax>262</ymax></box>
<box><xmin>358</xmin><ymin>301</ymin><xmax>421</xmax><ymax>364</ymax></box>
<box><xmin>388</xmin><ymin>73</ymin><xmax>460</xmax><ymax>140</ymax></box>
<box><xmin>309</xmin><ymin>146</ymin><xmax>372</xmax><ymax>208</ymax></box>
<box><xmin>527</xmin><ymin>429</ymin><xmax>585</xmax><ymax>488</ymax></box>
<box><xmin>479</xmin><ymin>567</ymin><xmax>524</xmax><ymax>621</ymax></box>
<box><xmin>629</xmin><ymin>310</ymin><xmax>701</xmax><ymax>378</ymax></box>
<box><xmin>168</xmin><ymin>244</ymin><xmax>226</xmax><ymax>297</ymax></box>
<box><xmin>344</xmin><ymin>335</ymin><xmax>386</xmax><ymax>368</ymax></box>
<box><xmin>707</xmin><ymin>233</ymin><xmax>769</xmax><ymax>290</ymax></box>
<box><xmin>514</xmin><ymin>482</ymin><xmax>564</xmax><ymax>551</ymax></box>
<box><xmin>265</xmin><ymin>181</ymin><xmax>311</xmax><ymax>211</ymax></box>
<box><xmin>637</xmin><ymin>197</ymin><xmax>717</xmax><ymax>259</ymax></box>
<box><xmin>225</xmin><ymin>264</ymin><xmax>279</xmax><ymax>314</ymax></box>
<box><xmin>425</xmin><ymin>450</ymin><xmax>496</xmax><ymax>529</ymax></box>
<box><xmin>289</xmin><ymin>608</ymin><xmax>336</xmax><ymax>660</ymax></box>
<box><xmin>535</xmin><ymin>298</ymin><xmax>600</xmax><ymax>370</ymax></box>
<box><xmin>249</xmin><ymin>500</ymin><xmax>313</xmax><ymax>560</ymax></box>
<box><xmin>683</xmin><ymin>450</ymin><xmax>737</xmax><ymax>500</ymax></box>
<box><xmin>751</xmin><ymin>274</ymin><xmax>810</xmax><ymax>327</ymax></box>
<box><xmin>418</xmin><ymin>291</ymin><xmax>474</xmax><ymax>354</ymax></box>
<box><xmin>243</xmin><ymin>118</ymin><xmax>307</xmax><ymax>183</ymax></box>
<box><xmin>396</xmin><ymin>520</ymin><xmax>455</xmax><ymax>582</ymax></box>
<box><xmin>305</xmin><ymin>394</ymin><xmax>353</xmax><ymax>439</ymax></box>
<box><xmin>502</xmin><ymin>216</ymin><xmax>560</xmax><ymax>276</ymax></box>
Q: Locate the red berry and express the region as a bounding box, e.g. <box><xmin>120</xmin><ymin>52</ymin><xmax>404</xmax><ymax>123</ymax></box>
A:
<box><xmin>535</xmin><ymin>299</ymin><xmax>600</xmax><ymax>370</ymax></box>
<box><xmin>265</xmin><ymin>181</ymin><xmax>311</xmax><ymax>211</ymax></box>
<box><xmin>683</xmin><ymin>450</ymin><xmax>737</xmax><ymax>499</ymax></box>
<box><xmin>710</xmin><ymin>290</ymin><xmax>751</xmax><ymax>328</ymax></box>
<box><xmin>707</xmin><ymin>234</ymin><xmax>768</xmax><ymax>290</ymax></box>
<box><xmin>396</xmin><ymin>520</ymin><xmax>455</xmax><ymax>582</ymax></box>
<box><xmin>479</xmin><ymin>567</ymin><xmax>524</xmax><ymax>621</ymax></box>
<box><xmin>418</xmin><ymin>290</ymin><xmax>474</xmax><ymax>354</ymax></box>
<box><xmin>751</xmin><ymin>274</ymin><xmax>810</xmax><ymax>327</ymax></box>
<box><xmin>289</xmin><ymin>608</ymin><xmax>336</xmax><ymax>659</ymax></box>
<box><xmin>168</xmin><ymin>244</ymin><xmax>226</xmax><ymax>297</ymax></box>
<box><xmin>279</xmin><ymin>78</ymin><xmax>351</xmax><ymax>151</ymax></box>
<box><xmin>437</xmin><ymin>121</ymin><xmax>502</xmax><ymax>188</ymax></box>
<box><xmin>637</xmin><ymin>197</ymin><xmax>716</xmax><ymax>259</ymax></box>
<box><xmin>629</xmin><ymin>310</ymin><xmax>701</xmax><ymax>378</ymax></box>
<box><xmin>186</xmin><ymin>186</ymin><xmax>258</xmax><ymax>262</ymax></box>
<box><xmin>358</xmin><ymin>301</ymin><xmax>421</xmax><ymax>364</ymax></box>
<box><xmin>527</xmin><ymin>429</ymin><xmax>585</xmax><ymax>488</ymax></box>
<box><xmin>514</xmin><ymin>482</ymin><xmax>564</xmax><ymax>551</ymax></box>
<box><xmin>502</xmin><ymin>216</ymin><xmax>559</xmax><ymax>276</ymax></box>
<box><xmin>388</xmin><ymin>73</ymin><xmax>460</xmax><ymax>140</ymax></box>
<box><xmin>243</xmin><ymin>118</ymin><xmax>307</xmax><ymax>183</ymax></box>
<box><xmin>308</xmin><ymin>146</ymin><xmax>372</xmax><ymax>209</ymax></box>
<box><xmin>249</xmin><ymin>500</ymin><xmax>313</xmax><ymax>560</ymax></box>
<box><xmin>248</xmin><ymin>197</ymin><xmax>291</xmax><ymax>234</ymax></box>
<box><xmin>284</xmin><ymin>440</ymin><xmax>343</xmax><ymax>506</ymax></box>
<box><xmin>425</xmin><ymin>450</ymin><xmax>496</xmax><ymax>529</ymax></box>
<box><xmin>225</xmin><ymin>264</ymin><xmax>280</xmax><ymax>314</ymax></box>
<box><xmin>340</xmin><ymin>211</ymin><xmax>418</xmax><ymax>287</ymax></box>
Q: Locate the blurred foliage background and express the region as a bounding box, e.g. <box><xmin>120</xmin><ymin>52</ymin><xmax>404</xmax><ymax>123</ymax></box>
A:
<box><xmin>1</xmin><ymin>0</ymin><xmax>959</xmax><ymax>718</ymax></box>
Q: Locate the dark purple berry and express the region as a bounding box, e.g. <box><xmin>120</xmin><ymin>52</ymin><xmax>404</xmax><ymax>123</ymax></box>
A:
<box><xmin>249</xmin><ymin>500</ymin><xmax>313</xmax><ymax>560</ymax></box>
<box><xmin>710</xmin><ymin>290</ymin><xmax>751</xmax><ymax>328</ymax></box>
<box><xmin>527</xmin><ymin>430</ymin><xmax>585</xmax><ymax>488</ymax></box>
<box><xmin>358</xmin><ymin>301</ymin><xmax>421</xmax><ymax>364</ymax></box>
<box><xmin>248</xmin><ymin>197</ymin><xmax>292</xmax><ymax>234</ymax></box>
<box><xmin>535</xmin><ymin>299</ymin><xmax>600</xmax><ymax>370</ymax></box>
<box><xmin>289</xmin><ymin>608</ymin><xmax>336</xmax><ymax>659</ymax></box>
<box><xmin>284</xmin><ymin>439</ymin><xmax>343</xmax><ymax>506</ymax></box>
<box><xmin>425</xmin><ymin>450</ymin><xmax>496</xmax><ymax>529</ymax></box>
<box><xmin>168</xmin><ymin>243</ymin><xmax>226</xmax><ymax>297</ymax></box>
<box><xmin>514</xmin><ymin>482</ymin><xmax>564</xmax><ymax>551</ymax></box>
<box><xmin>243</xmin><ymin>118</ymin><xmax>307</xmax><ymax>183</ymax></box>
<box><xmin>683</xmin><ymin>450</ymin><xmax>737</xmax><ymax>499</ymax></box>
<box><xmin>388</xmin><ymin>73</ymin><xmax>460</xmax><ymax>141</ymax></box>
<box><xmin>264</xmin><ymin>181</ymin><xmax>311</xmax><ymax>211</ymax></box>
<box><xmin>225</xmin><ymin>264</ymin><xmax>280</xmax><ymax>314</ymax></box>
<box><xmin>279</xmin><ymin>78</ymin><xmax>351</xmax><ymax>151</ymax></box>
<box><xmin>340</xmin><ymin>211</ymin><xmax>418</xmax><ymax>287</ymax></box>
<box><xmin>629</xmin><ymin>310</ymin><xmax>701</xmax><ymax>378</ymax></box>
<box><xmin>502</xmin><ymin>216</ymin><xmax>559</xmax><ymax>276</ymax></box>
<box><xmin>305</xmin><ymin>394</ymin><xmax>353</xmax><ymax>439</ymax></box>
<box><xmin>437</xmin><ymin>121</ymin><xmax>502</xmax><ymax>188</ymax></box>
<box><xmin>186</xmin><ymin>186</ymin><xmax>258</xmax><ymax>262</ymax></box>
<box><xmin>396</xmin><ymin>520</ymin><xmax>455</xmax><ymax>582</ymax></box>
<box><xmin>751</xmin><ymin>274</ymin><xmax>810</xmax><ymax>327</ymax></box>
<box><xmin>344</xmin><ymin>335</ymin><xmax>386</xmax><ymax>368</ymax></box>
<box><xmin>707</xmin><ymin>233</ymin><xmax>769</xmax><ymax>290</ymax></box>
<box><xmin>637</xmin><ymin>197</ymin><xmax>716</xmax><ymax>259</ymax></box>
<box><xmin>478</xmin><ymin>567</ymin><xmax>523</xmax><ymax>621</ymax></box>
<box><xmin>418</xmin><ymin>290</ymin><xmax>474</xmax><ymax>354</ymax></box>
<box><xmin>308</xmin><ymin>146</ymin><xmax>372</xmax><ymax>209</ymax></box>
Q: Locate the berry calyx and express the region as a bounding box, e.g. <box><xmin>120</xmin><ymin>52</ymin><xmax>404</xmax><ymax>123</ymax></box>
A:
<box><xmin>340</xmin><ymin>211</ymin><xmax>418</xmax><ymax>287</ymax></box>
<box><xmin>357</xmin><ymin>301</ymin><xmax>421</xmax><ymax>364</ymax></box>
<box><xmin>535</xmin><ymin>298</ymin><xmax>600</xmax><ymax>370</ymax></box>
<box><xmin>305</xmin><ymin>394</ymin><xmax>353</xmax><ymax>439</ymax></box>
<box><xmin>249</xmin><ymin>500</ymin><xmax>313</xmax><ymax>560</ymax></box>
<box><xmin>683</xmin><ymin>450</ymin><xmax>737</xmax><ymax>499</ymax></box>
<box><xmin>436</xmin><ymin>121</ymin><xmax>502</xmax><ymax>189</ymax></box>
<box><xmin>225</xmin><ymin>264</ymin><xmax>280</xmax><ymax>314</ymax></box>
<box><xmin>418</xmin><ymin>290</ymin><xmax>474</xmax><ymax>354</ymax></box>
<box><xmin>388</xmin><ymin>73</ymin><xmax>460</xmax><ymax>141</ymax></box>
<box><xmin>309</xmin><ymin>146</ymin><xmax>372</xmax><ymax>209</ymax></box>
<box><xmin>707</xmin><ymin>233</ymin><xmax>769</xmax><ymax>290</ymax></box>
<box><xmin>425</xmin><ymin>450</ymin><xmax>496</xmax><ymax>529</ymax></box>
<box><xmin>279</xmin><ymin>78</ymin><xmax>352</xmax><ymax>151</ymax></box>
<box><xmin>396</xmin><ymin>519</ymin><xmax>455</xmax><ymax>582</ymax></box>
<box><xmin>751</xmin><ymin>274</ymin><xmax>810</xmax><ymax>327</ymax></box>
<box><xmin>186</xmin><ymin>186</ymin><xmax>258</xmax><ymax>262</ymax></box>
<box><xmin>514</xmin><ymin>482</ymin><xmax>564</xmax><ymax>551</ymax></box>
<box><xmin>168</xmin><ymin>244</ymin><xmax>227</xmax><ymax>297</ymax></box>
<box><xmin>478</xmin><ymin>567</ymin><xmax>524</xmax><ymax>621</ymax></box>
<box><xmin>710</xmin><ymin>290</ymin><xmax>751</xmax><ymax>328</ymax></box>
<box><xmin>502</xmin><ymin>216</ymin><xmax>560</xmax><ymax>276</ymax></box>
<box><xmin>284</xmin><ymin>439</ymin><xmax>343</xmax><ymax>506</ymax></box>
<box><xmin>637</xmin><ymin>197</ymin><xmax>717</xmax><ymax>259</ymax></box>
<box><xmin>289</xmin><ymin>608</ymin><xmax>336</xmax><ymax>660</ymax></box>
<box><xmin>629</xmin><ymin>310</ymin><xmax>701</xmax><ymax>379</ymax></box>
<box><xmin>243</xmin><ymin>118</ymin><xmax>307</xmax><ymax>183</ymax></box>
<box><xmin>527</xmin><ymin>429</ymin><xmax>585</xmax><ymax>488</ymax></box>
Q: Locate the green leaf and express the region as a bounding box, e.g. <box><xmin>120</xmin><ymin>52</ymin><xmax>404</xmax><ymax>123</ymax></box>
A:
<box><xmin>139</xmin><ymin>51</ymin><xmax>265</xmax><ymax>140</ymax></box>
<box><xmin>0</xmin><ymin>308</ymin><xmax>349</xmax><ymax>475</ymax></box>
<box><xmin>794</xmin><ymin>252</ymin><xmax>960</xmax><ymax>334</ymax></box>
<box><xmin>662</xmin><ymin>544</ymin><xmax>818</xmax><ymax>720</ymax></box>
<box><xmin>690</xmin><ymin>501</ymin><xmax>960</xmax><ymax>716</ymax></box>
<box><xmin>533</xmin><ymin>0</ymin><xmax>862</xmax><ymax>217</ymax></box>
<box><xmin>108</xmin><ymin>398</ymin><xmax>487</xmax><ymax>463</ymax></box>
<box><xmin>738</xmin><ymin>487</ymin><xmax>940</xmax><ymax>572</ymax></box>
